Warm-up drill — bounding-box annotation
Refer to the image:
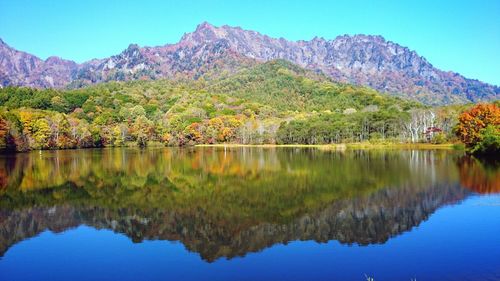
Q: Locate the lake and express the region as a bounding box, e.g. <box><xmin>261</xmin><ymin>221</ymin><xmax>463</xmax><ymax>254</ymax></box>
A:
<box><xmin>0</xmin><ymin>147</ymin><xmax>499</xmax><ymax>281</ymax></box>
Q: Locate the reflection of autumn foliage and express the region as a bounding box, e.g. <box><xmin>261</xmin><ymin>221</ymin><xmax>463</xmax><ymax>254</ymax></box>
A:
<box><xmin>0</xmin><ymin>156</ymin><xmax>18</xmax><ymax>190</ymax></box>
<box><xmin>2</xmin><ymin>149</ymin><xmax>459</xmax><ymax>219</ymax></box>
<box><xmin>458</xmin><ymin>157</ymin><xmax>500</xmax><ymax>194</ymax></box>
<box><xmin>0</xmin><ymin>169</ymin><xmax>8</xmax><ymax>189</ymax></box>
<box><xmin>0</xmin><ymin>148</ymin><xmax>476</xmax><ymax>262</ymax></box>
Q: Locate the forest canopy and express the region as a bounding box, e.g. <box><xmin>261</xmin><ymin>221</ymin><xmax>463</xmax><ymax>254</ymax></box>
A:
<box><xmin>0</xmin><ymin>60</ymin><xmax>494</xmax><ymax>152</ymax></box>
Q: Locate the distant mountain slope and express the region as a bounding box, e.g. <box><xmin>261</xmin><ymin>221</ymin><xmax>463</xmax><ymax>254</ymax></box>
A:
<box><xmin>206</xmin><ymin>59</ymin><xmax>414</xmax><ymax>111</ymax></box>
<box><xmin>1</xmin><ymin>22</ymin><xmax>498</xmax><ymax>105</ymax></box>
<box><xmin>0</xmin><ymin>38</ymin><xmax>77</xmax><ymax>88</ymax></box>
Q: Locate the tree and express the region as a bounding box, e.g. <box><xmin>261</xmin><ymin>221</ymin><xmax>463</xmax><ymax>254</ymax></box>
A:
<box><xmin>112</xmin><ymin>124</ymin><xmax>129</xmax><ymax>146</ymax></box>
<box><xmin>456</xmin><ymin>103</ymin><xmax>500</xmax><ymax>155</ymax></box>
<box><xmin>184</xmin><ymin>122</ymin><xmax>204</xmax><ymax>144</ymax></box>
<box><xmin>0</xmin><ymin>115</ymin><xmax>9</xmax><ymax>149</ymax></box>
<box><xmin>32</xmin><ymin>118</ymin><xmax>51</xmax><ymax>149</ymax></box>
<box><xmin>131</xmin><ymin>115</ymin><xmax>154</xmax><ymax>147</ymax></box>
<box><xmin>402</xmin><ymin>109</ymin><xmax>436</xmax><ymax>143</ymax></box>
<box><xmin>471</xmin><ymin>125</ymin><xmax>500</xmax><ymax>155</ymax></box>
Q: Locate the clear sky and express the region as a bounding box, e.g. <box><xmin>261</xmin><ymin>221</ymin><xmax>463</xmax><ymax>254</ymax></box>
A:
<box><xmin>0</xmin><ymin>0</ymin><xmax>499</xmax><ymax>85</ymax></box>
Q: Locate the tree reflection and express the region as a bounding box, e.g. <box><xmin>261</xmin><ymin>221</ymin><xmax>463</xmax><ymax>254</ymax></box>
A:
<box><xmin>0</xmin><ymin>148</ymin><xmax>477</xmax><ymax>261</ymax></box>
<box><xmin>458</xmin><ymin>156</ymin><xmax>500</xmax><ymax>194</ymax></box>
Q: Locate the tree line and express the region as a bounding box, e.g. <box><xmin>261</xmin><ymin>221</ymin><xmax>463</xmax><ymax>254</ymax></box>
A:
<box><xmin>0</xmin><ymin>60</ymin><xmax>497</xmax><ymax>152</ymax></box>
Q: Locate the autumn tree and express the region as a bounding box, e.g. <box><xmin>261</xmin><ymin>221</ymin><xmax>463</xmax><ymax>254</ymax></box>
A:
<box><xmin>32</xmin><ymin>118</ymin><xmax>51</xmax><ymax>149</ymax></box>
<box><xmin>0</xmin><ymin>115</ymin><xmax>9</xmax><ymax>149</ymax></box>
<box><xmin>184</xmin><ymin>122</ymin><xmax>204</xmax><ymax>144</ymax></box>
<box><xmin>456</xmin><ymin>103</ymin><xmax>500</xmax><ymax>155</ymax></box>
<box><xmin>131</xmin><ymin>115</ymin><xmax>154</xmax><ymax>147</ymax></box>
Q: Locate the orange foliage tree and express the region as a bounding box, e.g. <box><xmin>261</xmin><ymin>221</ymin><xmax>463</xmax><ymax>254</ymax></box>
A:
<box><xmin>0</xmin><ymin>116</ymin><xmax>8</xmax><ymax>149</ymax></box>
<box><xmin>456</xmin><ymin>103</ymin><xmax>500</xmax><ymax>150</ymax></box>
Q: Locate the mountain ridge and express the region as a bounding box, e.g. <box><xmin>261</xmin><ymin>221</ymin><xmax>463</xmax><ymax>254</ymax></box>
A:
<box><xmin>1</xmin><ymin>22</ymin><xmax>498</xmax><ymax>105</ymax></box>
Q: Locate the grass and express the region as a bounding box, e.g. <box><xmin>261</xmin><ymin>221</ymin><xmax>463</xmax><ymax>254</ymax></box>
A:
<box><xmin>345</xmin><ymin>142</ymin><xmax>456</xmax><ymax>150</ymax></box>
<box><xmin>196</xmin><ymin>143</ymin><xmax>341</xmax><ymax>148</ymax></box>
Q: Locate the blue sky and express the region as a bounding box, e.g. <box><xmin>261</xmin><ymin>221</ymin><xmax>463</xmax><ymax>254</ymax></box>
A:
<box><xmin>1</xmin><ymin>0</ymin><xmax>499</xmax><ymax>85</ymax></box>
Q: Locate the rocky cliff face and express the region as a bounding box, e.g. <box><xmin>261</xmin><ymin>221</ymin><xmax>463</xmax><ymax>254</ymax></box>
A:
<box><xmin>1</xmin><ymin>22</ymin><xmax>498</xmax><ymax>104</ymax></box>
<box><xmin>177</xmin><ymin>23</ymin><xmax>499</xmax><ymax>104</ymax></box>
<box><xmin>0</xmin><ymin>39</ymin><xmax>77</xmax><ymax>88</ymax></box>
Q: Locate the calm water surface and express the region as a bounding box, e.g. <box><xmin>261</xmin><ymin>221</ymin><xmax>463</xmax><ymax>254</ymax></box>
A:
<box><xmin>0</xmin><ymin>148</ymin><xmax>499</xmax><ymax>281</ymax></box>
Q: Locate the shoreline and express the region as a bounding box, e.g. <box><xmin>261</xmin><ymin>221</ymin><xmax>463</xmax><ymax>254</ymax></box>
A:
<box><xmin>1</xmin><ymin>143</ymin><xmax>460</xmax><ymax>154</ymax></box>
<box><xmin>195</xmin><ymin>143</ymin><xmax>458</xmax><ymax>150</ymax></box>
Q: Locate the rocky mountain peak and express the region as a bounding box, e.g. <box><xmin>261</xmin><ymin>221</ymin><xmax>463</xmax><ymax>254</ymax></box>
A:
<box><xmin>180</xmin><ymin>21</ymin><xmax>226</xmax><ymax>45</ymax></box>
<box><xmin>45</xmin><ymin>56</ymin><xmax>73</xmax><ymax>65</ymax></box>
<box><xmin>122</xmin><ymin>43</ymin><xmax>142</xmax><ymax>57</ymax></box>
<box><xmin>344</xmin><ymin>34</ymin><xmax>386</xmax><ymax>42</ymax></box>
<box><xmin>0</xmin><ymin>39</ymin><xmax>15</xmax><ymax>52</ymax></box>
<box><xmin>0</xmin><ymin>23</ymin><xmax>498</xmax><ymax>104</ymax></box>
<box><xmin>195</xmin><ymin>21</ymin><xmax>216</xmax><ymax>32</ymax></box>
<box><xmin>310</xmin><ymin>36</ymin><xmax>326</xmax><ymax>42</ymax></box>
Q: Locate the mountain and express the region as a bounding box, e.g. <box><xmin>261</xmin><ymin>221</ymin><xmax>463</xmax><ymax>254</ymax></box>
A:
<box><xmin>0</xmin><ymin>38</ymin><xmax>77</xmax><ymax>88</ymax></box>
<box><xmin>1</xmin><ymin>22</ymin><xmax>498</xmax><ymax>104</ymax></box>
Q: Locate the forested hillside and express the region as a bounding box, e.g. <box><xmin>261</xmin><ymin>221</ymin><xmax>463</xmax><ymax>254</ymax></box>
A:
<box><xmin>0</xmin><ymin>60</ymin><xmax>474</xmax><ymax>151</ymax></box>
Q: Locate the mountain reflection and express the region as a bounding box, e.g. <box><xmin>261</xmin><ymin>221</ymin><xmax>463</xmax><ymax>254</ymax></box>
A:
<box><xmin>0</xmin><ymin>148</ymin><xmax>491</xmax><ymax>262</ymax></box>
